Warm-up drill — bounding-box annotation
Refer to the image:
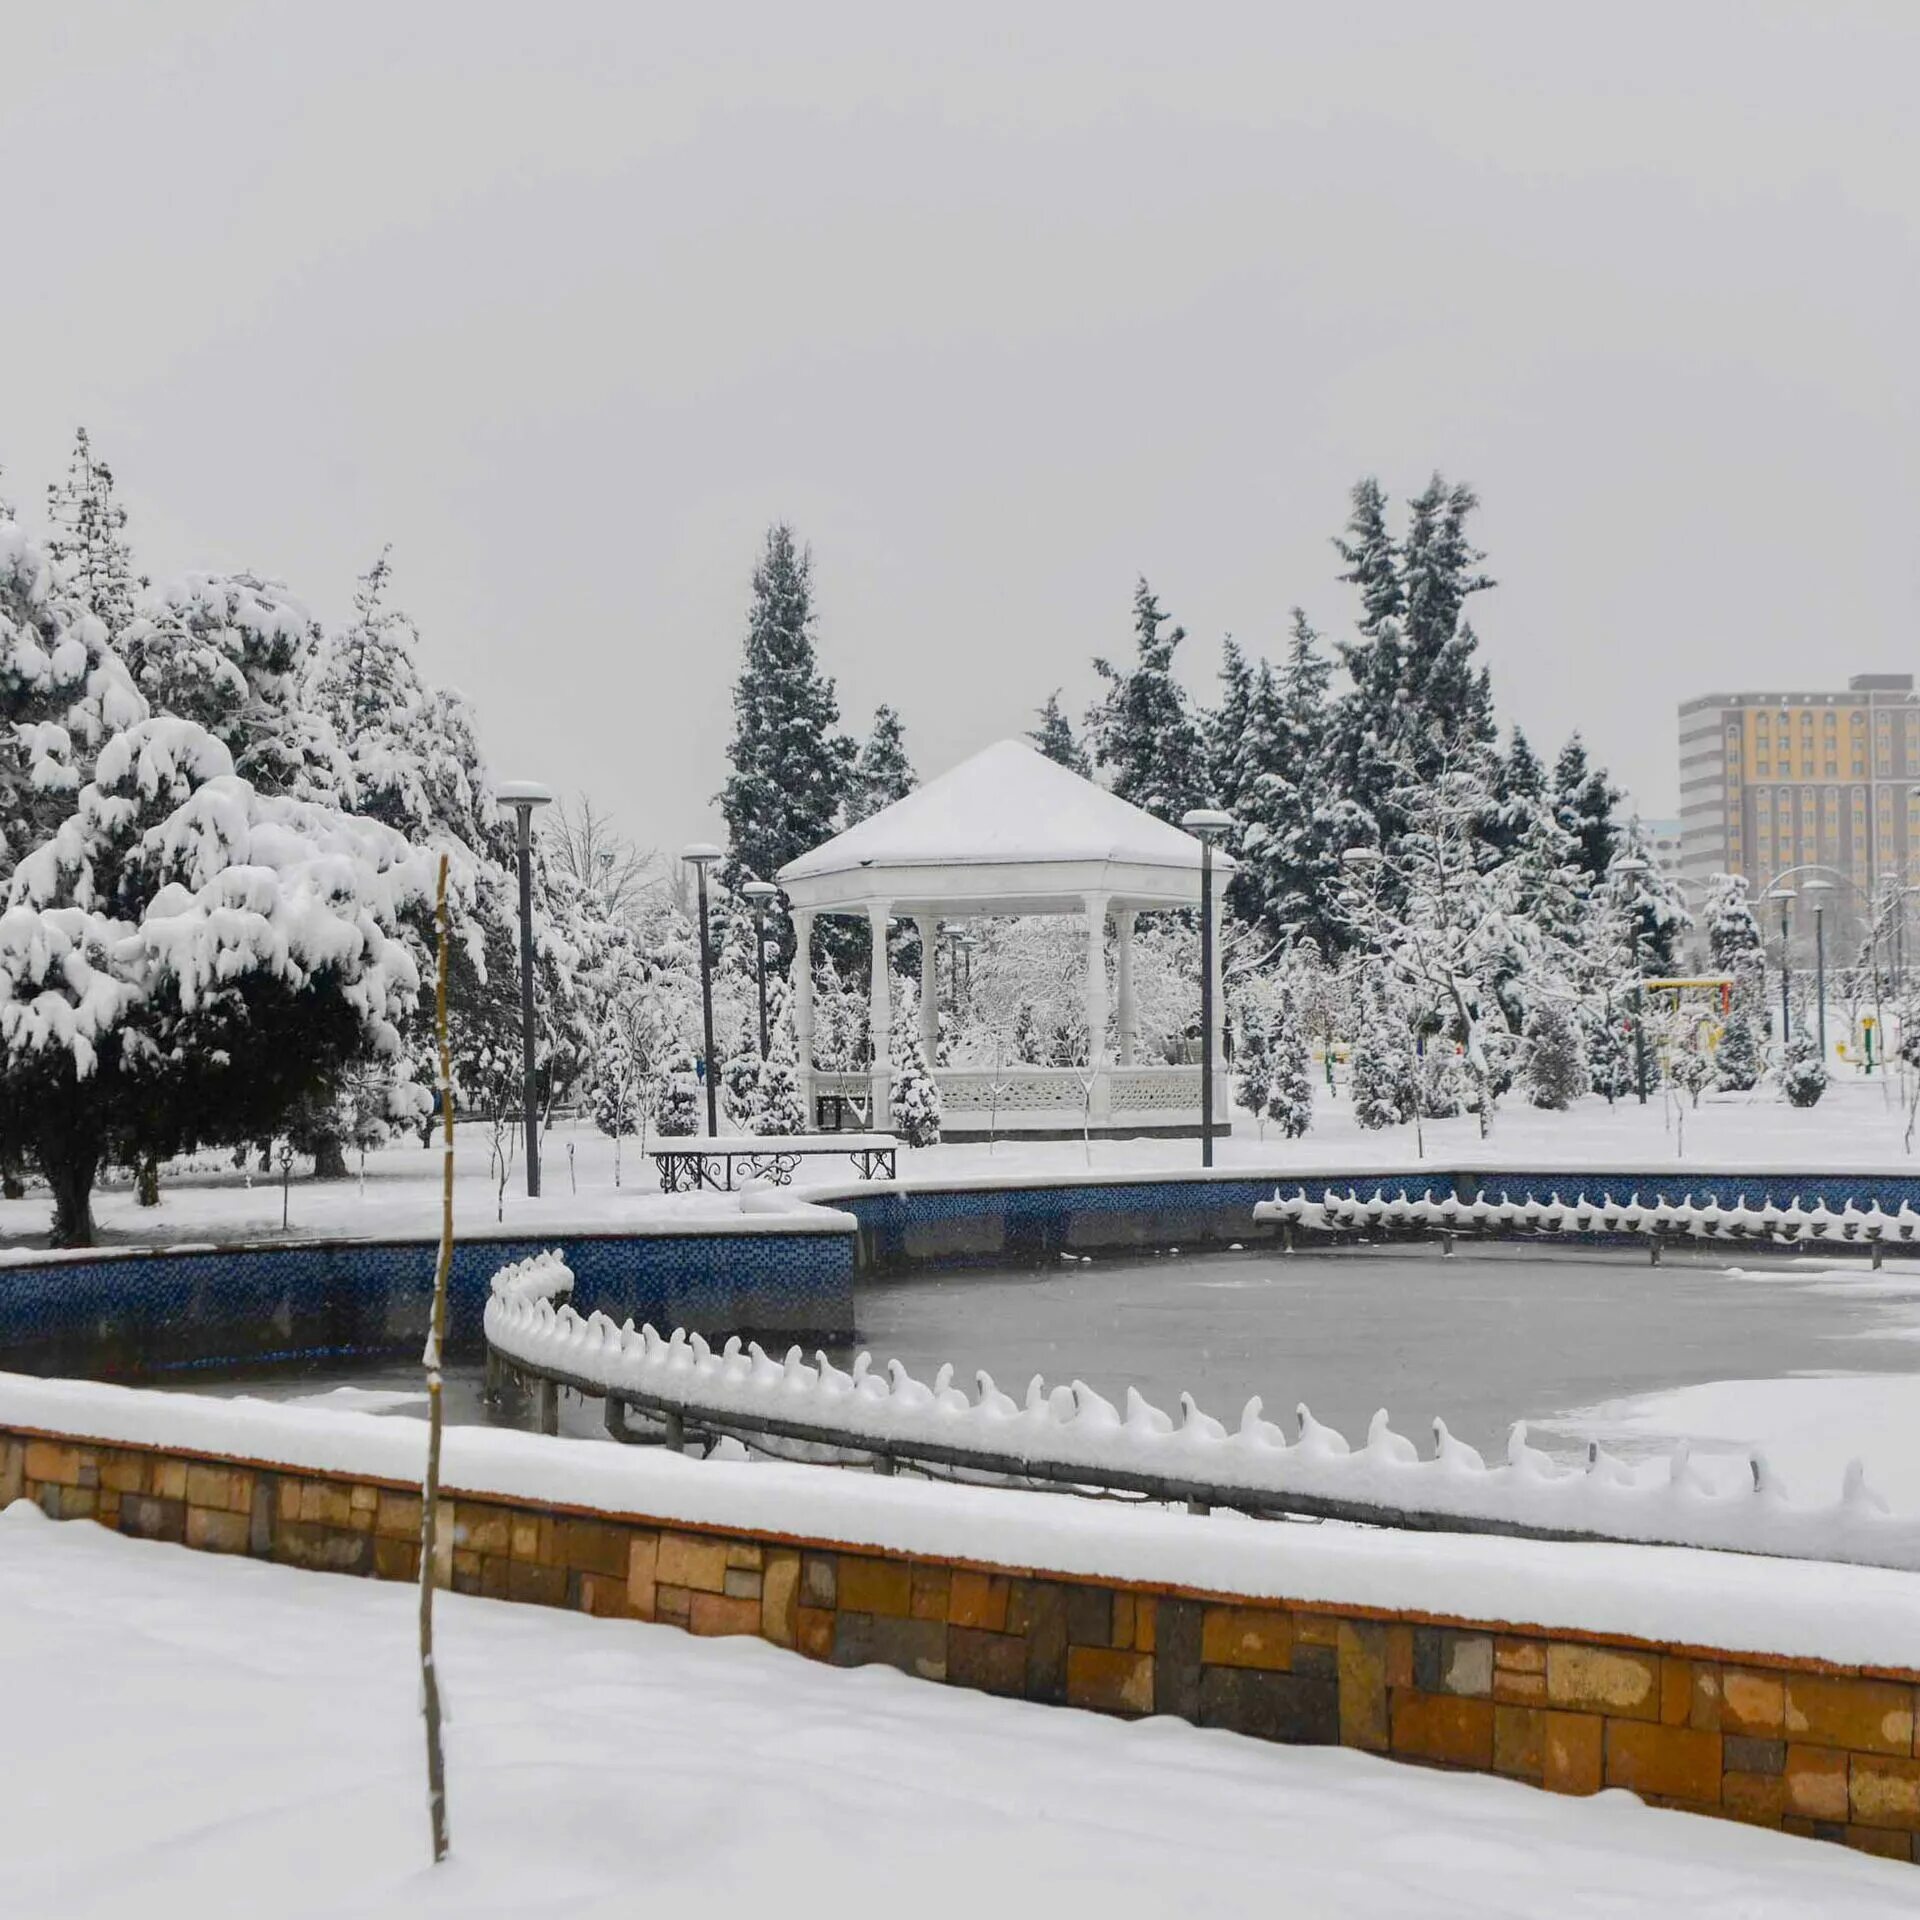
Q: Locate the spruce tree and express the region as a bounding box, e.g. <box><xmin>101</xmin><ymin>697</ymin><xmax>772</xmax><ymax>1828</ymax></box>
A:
<box><xmin>1780</xmin><ymin>1027</ymin><xmax>1827</xmax><ymax>1107</ymax></box>
<box><xmin>752</xmin><ymin>1013</ymin><xmax>807</xmax><ymax>1135</ymax></box>
<box><xmin>1351</xmin><ymin>987</ymin><xmax>1415</xmax><ymax>1130</ymax></box>
<box><xmin>1232</xmin><ymin>1007</ymin><xmax>1273</xmax><ymax>1125</ymax></box>
<box><xmin>45</xmin><ymin>428</ymin><xmax>141</xmax><ymax>640</ymax></box>
<box><xmin>1704</xmin><ymin>872</ymin><xmax>1763</xmax><ymax>968</ymax></box>
<box><xmin>717</xmin><ymin>525</ymin><xmax>855</xmax><ymax>924</ymax></box>
<box><xmin>1553</xmin><ymin>734</ymin><xmax>1621</xmax><ymax>883</ymax></box>
<box><xmin>1714</xmin><ymin>961</ymin><xmax>1766</xmax><ymax>1091</ymax></box>
<box><xmin>845</xmin><ymin>703</ymin><xmax>914</xmax><ymax>825</ymax></box>
<box><xmin>1522</xmin><ymin>998</ymin><xmax>1588</xmax><ymax>1109</ymax></box>
<box><xmin>1030</xmin><ymin>691</ymin><xmax>1091</xmax><ymax>775</ymax></box>
<box><xmin>1086</xmin><ymin>579</ymin><xmax>1208</xmax><ymax>822</ymax></box>
<box><xmin>1266</xmin><ymin>991</ymin><xmax>1314</xmax><ymax>1139</ymax></box>
<box><xmin>1206</xmin><ymin>636</ymin><xmax>1254</xmax><ymax>818</ymax></box>
<box><xmin>888</xmin><ymin>980</ymin><xmax>943</xmax><ymax>1146</ymax></box>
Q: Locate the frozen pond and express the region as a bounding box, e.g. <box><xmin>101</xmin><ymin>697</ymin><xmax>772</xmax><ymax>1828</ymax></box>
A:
<box><xmin>180</xmin><ymin>1241</ymin><xmax>1920</xmax><ymax>1468</ymax></box>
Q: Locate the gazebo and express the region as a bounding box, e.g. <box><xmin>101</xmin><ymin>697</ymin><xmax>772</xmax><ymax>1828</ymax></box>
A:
<box><xmin>776</xmin><ymin>738</ymin><xmax>1232</xmax><ymax>1139</ymax></box>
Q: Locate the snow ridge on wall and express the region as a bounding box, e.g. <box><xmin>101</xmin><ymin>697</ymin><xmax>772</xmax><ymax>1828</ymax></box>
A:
<box><xmin>482</xmin><ymin>1288</ymin><xmax>1920</xmax><ymax>1574</ymax></box>
<box><xmin>1254</xmin><ymin>1188</ymin><xmax>1920</xmax><ymax>1245</ymax></box>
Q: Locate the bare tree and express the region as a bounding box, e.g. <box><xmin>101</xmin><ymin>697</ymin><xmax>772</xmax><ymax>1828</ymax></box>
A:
<box><xmin>542</xmin><ymin>793</ymin><xmax>662</xmax><ymax>925</ymax></box>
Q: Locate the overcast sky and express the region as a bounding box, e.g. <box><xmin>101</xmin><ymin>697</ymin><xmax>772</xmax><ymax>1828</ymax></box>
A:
<box><xmin>6</xmin><ymin>2</ymin><xmax>1914</xmax><ymax>859</ymax></box>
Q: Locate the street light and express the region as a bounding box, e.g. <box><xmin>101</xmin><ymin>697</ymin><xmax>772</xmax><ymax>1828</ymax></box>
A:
<box><xmin>740</xmin><ymin>880</ymin><xmax>780</xmax><ymax>1058</ymax></box>
<box><xmin>1803</xmin><ymin>877</ymin><xmax>1834</xmax><ymax>1061</ymax></box>
<box><xmin>496</xmin><ymin>780</ymin><xmax>555</xmax><ymax>1196</ymax></box>
<box><xmin>1611</xmin><ymin>854</ymin><xmax>1652</xmax><ymax>1105</ymax></box>
<box><xmin>1182</xmin><ymin>808</ymin><xmax>1233</xmax><ymax>1167</ymax></box>
<box><xmin>681</xmin><ymin>844</ymin><xmax>724</xmax><ymax>1135</ymax></box>
<box><xmin>1764</xmin><ymin>886</ymin><xmax>1796</xmax><ymax>1046</ymax></box>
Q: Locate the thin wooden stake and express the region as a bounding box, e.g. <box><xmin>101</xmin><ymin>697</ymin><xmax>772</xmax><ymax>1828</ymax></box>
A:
<box><xmin>418</xmin><ymin>853</ymin><xmax>454</xmax><ymax>1864</ymax></box>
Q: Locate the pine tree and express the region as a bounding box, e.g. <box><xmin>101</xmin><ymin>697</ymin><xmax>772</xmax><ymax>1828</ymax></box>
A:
<box><xmin>1266</xmin><ymin>991</ymin><xmax>1314</xmax><ymax>1138</ymax></box>
<box><xmin>845</xmin><ymin>703</ymin><xmax>914</xmax><ymax>824</ymax></box>
<box><xmin>45</xmin><ymin>428</ymin><xmax>141</xmax><ymax>639</ymax></box>
<box><xmin>752</xmin><ymin>1013</ymin><xmax>807</xmax><ymax>1135</ymax></box>
<box><xmin>1713</xmin><ymin>961</ymin><xmax>1766</xmax><ymax>1091</ymax></box>
<box><xmin>1521</xmin><ymin>998</ymin><xmax>1588</xmax><ymax>1109</ymax></box>
<box><xmin>1232</xmin><ymin>1005</ymin><xmax>1273</xmax><ymax>1125</ymax></box>
<box><xmin>1326</xmin><ymin>476</ymin><xmax>1495</xmax><ymax>859</ymax></box>
<box><xmin>716</xmin><ymin>526</ymin><xmax>855</xmax><ymax>940</ymax></box>
<box><xmin>889</xmin><ymin>980</ymin><xmax>943</xmax><ymax>1146</ymax></box>
<box><xmin>1553</xmin><ymin>734</ymin><xmax>1621</xmax><ymax>883</ymax></box>
<box><xmin>1584</xmin><ymin>1003</ymin><xmax>1634</xmax><ymax>1102</ymax></box>
<box><xmin>1206</xmin><ymin>636</ymin><xmax>1254</xmax><ymax>818</ymax></box>
<box><xmin>1086</xmin><ymin>579</ymin><xmax>1208</xmax><ymax>822</ymax></box>
<box><xmin>1704</xmin><ymin>872</ymin><xmax>1763</xmax><ymax>969</ymax></box>
<box><xmin>1780</xmin><ymin>1027</ymin><xmax>1827</xmax><ymax>1107</ymax></box>
<box><xmin>1350</xmin><ymin>987</ymin><xmax>1416</xmax><ymax>1130</ymax></box>
<box><xmin>1617</xmin><ymin>819</ymin><xmax>1692</xmax><ymax>974</ymax></box>
<box><xmin>1030</xmin><ymin>691</ymin><xmax>1091</xmax><ymax>776</ymax></box>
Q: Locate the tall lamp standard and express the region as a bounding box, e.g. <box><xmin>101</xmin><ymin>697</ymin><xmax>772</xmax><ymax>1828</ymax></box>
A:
<box><xmin>740</xmin><ymin>880</ymin><xmax>780</xmax><ymax>1058</ymax></box>
<box><xmin>1611</xmin><ymin>854</ymin><xmax>1652</xmax><ymax>1104</ymax></box>
<box><xmin>1804</xmin><ymin>877</ymin><xmax>1834</xmax><ymax>1062</ymax></box>
<box><xmin>681</xmin><ymin>844</ymin><xmax>724</xmax><ymax>1135</ymax></box>
<box><xmin>496</xmin><ymin>780</ymin><xmax>554</xmax><ymax>1196</ymax></box>
<box><xmin>1181</xmin><ymin>808</ymin><xmax>1233</xmax><ymax>1167</ymax></box>
<box><xmin>1764</xmin><ymin>886</ymin><xmax>1796</xmax><ymax>1046</ymax></box>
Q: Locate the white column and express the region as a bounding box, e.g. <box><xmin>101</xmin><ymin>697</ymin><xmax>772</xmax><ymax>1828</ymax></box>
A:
<box><xmin>868</xmin><ymin>902</ymin><xmax>892</xmax><ymax>1129</ymax></box>
<box><xmin>1115</xmin><ymin>909</ymin><xmax>1138</xmax><ymax>1066</ymax></box>
<box><xmin>791</xmin><ymin>910</ymin><xmax>815</xmax><ymax>1127</ymax></box>
<box><xmin>1208</xmin><ymin>894</ymin><xmax>1228</xmax><ymax>1123</ymax></box>
<box><xmin>1084</xmin><ymin>892</ymin><xmax>1112</xmax><ymax>1127</ymax></box>
<box><xmin>916</xmin><ymin>915</ymin><xmax>939</xmax><ymax>1061</ymax></box>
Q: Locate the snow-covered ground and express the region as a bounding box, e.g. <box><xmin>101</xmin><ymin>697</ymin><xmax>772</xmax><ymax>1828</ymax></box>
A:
<box><xmin>4</xmin><ymin>1075</ymin><xmax>1919</xmax><ymax>1257</ymax></box>
<box><xmin>1</xmin><ymin>1500</ymin><xmax>1909</xmax><ymax>1919</ymax></box>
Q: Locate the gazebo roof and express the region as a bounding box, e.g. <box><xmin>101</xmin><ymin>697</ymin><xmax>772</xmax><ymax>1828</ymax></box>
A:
<box><xmin>777</xmin><ymin>738</ymin><xmax>1231</xmax><ymax>917</ymax></box>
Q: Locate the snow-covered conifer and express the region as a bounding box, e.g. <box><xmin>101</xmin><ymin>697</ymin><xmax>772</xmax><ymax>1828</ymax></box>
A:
<box><xmin>1265</xmin><ymin>991</ymin><xmax>1314</xmax><ymax>1138</ymax></box>
<box><xmin>1780</xmin><ymin>1028</ymin><xmax>1827</xmax><ymax>1108</ymax></box>
<box><xmin>1029</xmin><ymin>691</ymin><xmax>1090</xmax><ymax>776</ymax></box>
<box><xmin>45</xmin><ymin>428</ymin><xmax>141</xmax><ymax>640</ymax></box>
<box><xmin>753</xmin><ymin>1012</ymin><xmax>807</xmax><ymax>1135</ymax></box>
<box><xmin>1085</xmin><ymin>579</ymin><xmax>1207</xmax><ymax>823</ymax></box>
<box><xmin>845</xmin><ymin>705</ymin><xmax>914</xmax><ymax>825</ymax></box>
<box><xmin>716</xmin><ymin>526</ymin><xmax>854</xmax><ymax>948</ymax></box>
<box><xmin>888</xmin><ymin>980</ymin><xmax>942</xmax><ymax>1146</ymax></box>
<box><xmin>1521</xmin><ymin>997</ymin><xmax>1588</xmax><ymax>1109</ymax></box>
<box><xmin>1350</xmin><ymin>989</ymin><xmax>1415</xmax><ymax>1130</ymax></box>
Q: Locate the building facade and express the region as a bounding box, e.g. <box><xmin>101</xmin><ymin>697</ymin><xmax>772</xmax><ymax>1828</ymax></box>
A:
<box><xmin>1678</xmin><ymin>674</ymin><xmax>1920</xmax><ymax>903</ymax></box>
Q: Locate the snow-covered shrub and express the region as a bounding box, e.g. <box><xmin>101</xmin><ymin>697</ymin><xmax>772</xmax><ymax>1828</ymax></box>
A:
<box><xmin>888</xmin><ymin>981</ymin><xmax>942</xmax><ymax>1147</ymax></box>
<box><xmin>1419</xmin><ymin>1045</ymin><xmax>1468</xmax><ymax>1119</ymax></box>
<box><xmin>1264</xmin><ymin>994</ymin><xmax>1313</xmax><ymax>1139</ymax></box>
<box><xmin>1780</xmin><ymin>1029</ymin><xmax>1827</xmax><ymax>1108</ymax></box>
<box><xmin>654</xmin><ymin>1066</ymin><xmax>700</xmax><ymax>1136</ymax></box>
<box><xmin>1521</xmin><ymin>998</ymin><xmax>1588</xmax><ymax>1110</ymax></box>
<box><xmin>1670</xmin><ymin>1040</ymin><xmax>1712</xmax><ymax>1108</ymax></box>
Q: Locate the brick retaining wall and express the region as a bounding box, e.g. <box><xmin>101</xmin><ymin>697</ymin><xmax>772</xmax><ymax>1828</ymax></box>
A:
<box><xmin>8</xmin><ymin>1422</ymin><xmax>1920</xmax><ymax>1865</ymax></box>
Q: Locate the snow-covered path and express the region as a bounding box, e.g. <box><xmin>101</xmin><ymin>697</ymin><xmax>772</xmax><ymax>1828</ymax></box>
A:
<box><xmin>0</xmin><ymin>1502</ymin><xmax>1910</xmax><ymax>1918</ymax></box>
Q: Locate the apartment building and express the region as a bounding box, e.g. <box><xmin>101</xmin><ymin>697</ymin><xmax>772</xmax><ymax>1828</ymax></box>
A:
<box><xmin>1677</xmin><ymin>674</ymin><xmax>1920</xmax><ymax>900</ymax></box>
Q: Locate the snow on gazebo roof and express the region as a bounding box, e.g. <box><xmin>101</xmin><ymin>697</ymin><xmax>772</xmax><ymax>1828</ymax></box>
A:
<box><xmin>777</xmin><ymin>738</ymin><xmax>1231</xmax><ymax>918</ymax></box>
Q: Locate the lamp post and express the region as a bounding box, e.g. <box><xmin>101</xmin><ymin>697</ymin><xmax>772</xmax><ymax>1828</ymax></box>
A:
<box><xmin>496</xmin><ymin>780</ymin><xmax>554</xmax><ymax>1196</ymax></box>
<box><xmin>1764</xmin><ymin>886</ymin><xmax>1796</xmax><ymax>1046</ymax></box>
<box><xmin>1611</xmin><ymin>854</ymin><xmax>1652</xmax><ymax>1104</ymax></box>
<box><xmin>740</xmin><ymin>880</ymin><xmax>779</xmax><ymax>1058</ymax></box>
<box><xmin>1182</xmin><ymin>808</ymin><xmax>1233</xmax><ymax>1167</ymax></box>
<box><xmin>682</xmin><ymin>844</ymin><xmax>723</xmax><ymax>1135</ymax></box>
<box><xmin>1804</xmin><ymin>877</ymin><xmax>1834</xmax><ymax>1062</ymax></box>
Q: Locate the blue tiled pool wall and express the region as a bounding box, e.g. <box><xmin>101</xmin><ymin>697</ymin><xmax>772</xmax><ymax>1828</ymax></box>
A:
<box><xmin>0</xmin><ymin>1230</ymin><xmax>857</xmax><ymax>1379</ymax></box>
<box><xmin>842</xmin><ymin>1173</ymin><xmax>1456</xmax><ymax>1272</ymax></box>
<box><xmin>9</xmin><ymin>1166</ymin><xmax>1920</xmax><ymax>1381</ymax></box>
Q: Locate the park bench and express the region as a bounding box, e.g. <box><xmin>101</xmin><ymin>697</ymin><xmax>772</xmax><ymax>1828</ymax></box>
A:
<box><xmin>650</xmin><ymin>1133</ymin><xmax>898</xmax><ymax>1193</ymax></box>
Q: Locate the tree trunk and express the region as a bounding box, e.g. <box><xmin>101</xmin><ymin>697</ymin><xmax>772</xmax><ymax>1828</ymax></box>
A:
<box><xmin>135</xmin><ymin>1153</ymin><xmax>160</xmax><ymax>1207</ymax></box>
<box><xmin>312</xmin><ymin>1135</ymin><xmax>350</xmax><ymax>1181</ymax></box>
<box><xmin>46</xmin><ymin>1147</ymin><xmax>99</xmax><ymax>1248</ymax></box>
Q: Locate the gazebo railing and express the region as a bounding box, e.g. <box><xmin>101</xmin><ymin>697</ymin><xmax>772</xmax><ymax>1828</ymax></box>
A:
<box><xmin>811</xmin><ymin>1064</ymin><xmax>1204</xmax><ymax>1114</ymax></box>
